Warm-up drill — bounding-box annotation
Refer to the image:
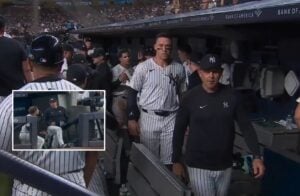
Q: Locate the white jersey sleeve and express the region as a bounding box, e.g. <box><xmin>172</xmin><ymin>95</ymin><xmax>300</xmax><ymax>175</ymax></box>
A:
<box><xmin>129</xmin><ymin>62</ymin><xmax>147</xmax><ymax>92</ymax></box>
<box><xmin>0</xmin><ymin>94</ymin><xmax>13</xmax><ymax>152</ymax></box>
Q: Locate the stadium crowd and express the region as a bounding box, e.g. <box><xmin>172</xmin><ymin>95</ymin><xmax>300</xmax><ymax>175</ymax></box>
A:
<box><xmin>1</xmin><ymin>5</ymin><xmax>68</xmax><ymax>36</ymax></box>
<box><xmin>0</xmin><ymin>0</ymin><xmax>251</xmax><ymax>36</ymax></box>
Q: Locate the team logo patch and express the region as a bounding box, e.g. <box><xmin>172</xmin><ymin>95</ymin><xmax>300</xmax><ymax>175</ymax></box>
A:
<box><xmin>223</xmin><ymin>101</ymin><xmax>229</xmax><ymax>108</ymax></box>
<box><xmin>166</xmin><ymin>73</ymin><xmax>181</xmax><ymax>95</ymax></box>
<box><xmin>209</xmin><ymin>57</ymin><xmax>216</xmax><ymax>64</ymax></box>
<box><xmin>199</xmin><ymin>105</ymin><xmax>207</xmax><ymax>109</ymax></box>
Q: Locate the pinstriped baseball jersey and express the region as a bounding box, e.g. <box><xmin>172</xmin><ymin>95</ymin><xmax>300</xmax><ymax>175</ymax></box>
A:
<box><xmin>129</xmin><ymin>58</ymin><xmax>185</xmax><ymax>164</ymax></box>
<box><xmin>87</xmin><ymin>162</ymin><xmax>106</xmax><ymax>195</ymax></box>
<box><xmin>0</xmin><ymin>79</ymin><xmax>85</xmax><ymax>174</ymax></box>
<box><xmin>130</xmin><ymin>58</ymin><xmax>185</xmax><ymax>111</ymax></box>
<box><xmin>12</xmin><ymin>170</ymin><xmax>86</xmax><ymax>196</ymax></box>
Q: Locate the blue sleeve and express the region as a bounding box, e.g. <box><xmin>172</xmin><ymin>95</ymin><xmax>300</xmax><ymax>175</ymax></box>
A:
<box><xmin>234</xmin><ymin>92</ymin><xmax>261</xmax><ymax>156</ymax></box>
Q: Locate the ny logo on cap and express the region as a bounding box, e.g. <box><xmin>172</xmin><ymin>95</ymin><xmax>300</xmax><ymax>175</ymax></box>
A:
<box><xmin>223</xmin><ymin>101</ymin><xmax>229</xmax><ymax>108</ymax></box>
<box><xmin>209</xmin><ymin>56</ymin><xmax>216</xmax><ymax>64</ymax></box>
<box><xmin>40</xmin><ymin>58</ymin><xmax>47</xmax><ymax>63</ymax></box>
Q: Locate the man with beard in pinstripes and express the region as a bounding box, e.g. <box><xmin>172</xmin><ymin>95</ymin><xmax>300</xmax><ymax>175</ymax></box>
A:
<box><xmin>127</xmin><ymin>32</ymin><xmax>185</xmax><ymax>168</ymax></box>
<box><xmin>0</xmin><ymin>34</ymin><xmax>100</xmax><ymax>195</ymax></box>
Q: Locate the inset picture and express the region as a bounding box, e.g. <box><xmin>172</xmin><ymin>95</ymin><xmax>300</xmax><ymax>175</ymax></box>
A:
<box><xmin>12</xmin><ymin>90</ymin><xmax>105</xmax><ymax>151</ymax></box>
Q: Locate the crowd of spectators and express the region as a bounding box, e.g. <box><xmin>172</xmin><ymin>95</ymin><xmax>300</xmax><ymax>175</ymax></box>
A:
<box><xmin>99</xmin><ymin>2</ymin><xmax>166</xmax><ymax>23</ymax></box>
<box><xmin>1</xmin><ymin>5</ymin><xmax>68</xmax><ymax>36</ymax></box>
<box><xmin>65</xmin><ymin>0</ymin><xmax>246</xmax><ymax>26</ymax></box>
<box><xmin>0</xmin><ymin>0</ymin><xmax>251</xmax><ymax>36</ymax></box>
<box><xmin>97</xmin><ymin>0</ymin><xmax>246</xmax><ymax>23</ymax></box>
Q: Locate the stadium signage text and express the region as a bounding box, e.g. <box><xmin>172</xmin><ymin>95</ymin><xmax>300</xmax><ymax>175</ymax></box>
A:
<box><xmin>189</xmin><ymin>15</ymin><xmax>213</xmax><ymax>22</ymax></box>
<box><xmin>165</xmin><ymin>19</ymin><xmax>183</xmax><ymax>24</ymax></box>
<box><xmin>277</xmin><ymin>7</ymin><xmax>299</xmax><ymax>16</ymax></box>
<box><xmin>77</xmin><ymin>3</ymin><xmax>300</xmax><ymax>34</ymax></box>
<box><xmin>132</xmin><ymin>24</ymin><xmax>146</xmax><ymax>29</ymax></box>
<box><xmin>225</xmin><ymin>11</ymin><xmax>258</xmax><ymax>20</ymax></box>
<box><xmin>148</xmin><ymin>21</ymin><xmax>162</xmax><ymax>27</ymax></box>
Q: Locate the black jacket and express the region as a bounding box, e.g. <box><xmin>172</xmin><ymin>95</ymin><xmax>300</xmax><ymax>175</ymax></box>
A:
<box><xmin>172</xmin><ymin>85</ymin><xmax>260</xmax><ymax>170</ymax></box>
<box><xmin>44</xmin><ymin>106</ymin><xmax>68</xmax><ymax>127</ymax></box>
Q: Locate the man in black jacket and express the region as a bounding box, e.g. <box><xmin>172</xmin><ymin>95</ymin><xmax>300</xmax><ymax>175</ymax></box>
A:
<box><xmin>44</xmin><ymin>98</ymin><xmax>68</xmax><ymax>127</ymax></box>
<box><xmin>172</xmin><ymin>54</ymin><xmax>265</xmax><ymax>196</ymax></box>
<box><xmin>91</xmin><ymin>48</ymin><xmax>112</xmax><ymax>109</ymax></box>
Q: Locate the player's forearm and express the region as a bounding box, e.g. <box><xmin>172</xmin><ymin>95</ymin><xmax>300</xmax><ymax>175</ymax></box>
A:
<box><xmin>84</xmin><ymin>152</ymin><xmax>99</xmax><ymax>186</ymax></box>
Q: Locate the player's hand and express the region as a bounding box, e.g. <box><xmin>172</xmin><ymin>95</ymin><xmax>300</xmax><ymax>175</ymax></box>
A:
<box><xmin>119</xmin><ymin>72</ymin><xmax>129</xmax><ymax>83</ymax></box>
<box><xmin>252</xmin><ymin>158</ymin><xmax>265</xmax><ymax>178</ymax></box>
<box><xmin>128</xmin><ymin>120</ymin><xmax>140</xmax><ymax>136</ymax></box>
<box><xmin>173</xmin><ymin>163</ymin><xmax>187</xmax><ymax>181</ymax></box>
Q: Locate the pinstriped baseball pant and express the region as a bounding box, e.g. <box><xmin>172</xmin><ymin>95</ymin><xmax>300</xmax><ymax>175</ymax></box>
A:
<box><xmin>187</xmin><ymin>167</ymin><xmax>232</xmax><ymax>196</ymax></box>
<box><xmin>0</xmin><ymin>96</ymin><xmax>6</xmax><ymax>104</ymax></box>
<box><xmin>139</xmin><ymin>110</ymin><xmax>176</xmax><ymax>164</ymax></box>
<box><xmin>19</xmin><ymin>132</ymin><xmax>45</xmax><ymax>149</ymax></box>
<box><xmin>87</xmin><ymin>162</ymin><xmax>107</xmax><ymax>196</ymax></box>
<box><xmin>12</xmin><ymin>170</ymin><xmax>86</xmax><ymax>196</ymax></box>
<box><xmin>47</xmin><ymin>125</ymin><xmax>65</xmax><ymax>148</ymax></box>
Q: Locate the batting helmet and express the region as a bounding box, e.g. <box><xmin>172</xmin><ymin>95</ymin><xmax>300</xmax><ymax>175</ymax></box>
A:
<box><xmin>29</xmin><ymin>34</ymin><xmax>64</xmax><ymax>67</ymax></box>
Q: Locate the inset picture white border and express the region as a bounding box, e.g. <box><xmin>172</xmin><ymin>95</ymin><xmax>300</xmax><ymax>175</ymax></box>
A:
<box><xmin>12</xmin><ymin>90</ymin><xmax>106</xmax><ymax>152</ymax></box>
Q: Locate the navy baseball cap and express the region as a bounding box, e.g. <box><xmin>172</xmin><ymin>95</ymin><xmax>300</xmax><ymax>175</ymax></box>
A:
<box><xmin>72</xmin><ymin>54</ymin><xmax>88</xmax><ymax>65</ymax></box>
<box><xmin>29</xmin><ymin>34</ymin><xmax>63</xmax><ymax>67</ymax></box>
<box><xmin>91</xmin><ymin>48</ymin><xmax>105</xmax><ymax>58</ymax></box>
<box><xmin>200</xmin><ymin>54</ymin><xmax>222</xmax><ymax>71</ymax></box>
<box><xmin>49</xmin><ymin>98</ymin><xmax>57</xmax><ymax>102</ymax></box>
<box><xmin>67</xmin><ymin>64</ymin><xmax>87</xmax><ymax>84</ymax></box>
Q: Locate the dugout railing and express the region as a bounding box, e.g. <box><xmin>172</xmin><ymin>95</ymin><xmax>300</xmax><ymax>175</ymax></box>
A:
<box><xmin>0</xmin><ymin>150</ymin><xmax>100</xmax><ymax>196</ymax></box>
